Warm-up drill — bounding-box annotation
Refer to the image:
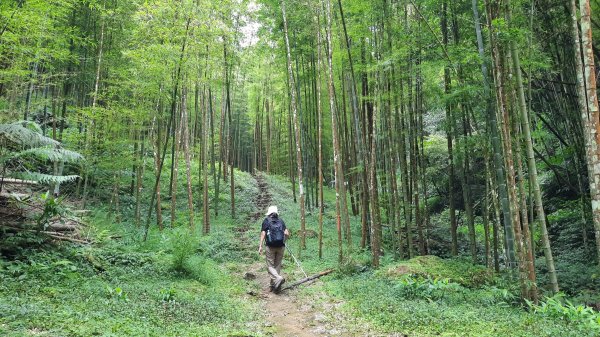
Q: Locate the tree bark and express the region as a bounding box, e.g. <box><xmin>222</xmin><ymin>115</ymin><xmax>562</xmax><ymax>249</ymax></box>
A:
<box><xmin>282</xmin><ymin>0</ymin><xmax>307</xmax><ymax>250</ymax></box>
<box><xmin>574</xmin><ymin>0</ymin><xmax>600</xmax><ymax>266</ymax></box>
<box><xmin>182</xmin><ymin>87</ymin><xmax>195</xmax><ymax>230</ymax></box>
<box><xmin>325</xmin><ymin>0</ymin><xmax>344</xmax><ymax>263</ymax></box>
<box><xmin>507</xmin><ymin>2</ymin><xmax>558</xmax><ymax>291</ymax></box>
<box><xmin>442</xmin><ymin>0</ymin><xmax>458</xmax><ymax>256</ymax></box>
<box><xmin>316</xmin><ymin>8</ymin><xmax>325</xmax><ymax>260</ymax></box>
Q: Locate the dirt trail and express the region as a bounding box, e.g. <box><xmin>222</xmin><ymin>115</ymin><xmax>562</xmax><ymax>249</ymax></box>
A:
<box><xmin>249</xmin><ymin>173</ymin><xmax>272</xmax><ymax>222</ymax></box>
<box><xmin>246</xmin><ymin>173</ymin><xmax>345</xmax><ymax>336</ymax></box>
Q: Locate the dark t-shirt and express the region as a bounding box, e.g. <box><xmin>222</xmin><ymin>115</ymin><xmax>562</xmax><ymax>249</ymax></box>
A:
<box><xmin>261</xmin><ymin>215</ymin><xmax>287</xmax><ymax>233</ymax></box>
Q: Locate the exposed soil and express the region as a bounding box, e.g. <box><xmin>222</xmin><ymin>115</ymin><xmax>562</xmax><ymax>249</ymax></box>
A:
<box><xmin>247</xmin><ymin>261</ymin><xmax>332</xmax><ymax>337</ymax></box>
<box><xmin>249</xmin><ymin>173</ymin><xmax>272</xmax><ymax>222</ymax></box>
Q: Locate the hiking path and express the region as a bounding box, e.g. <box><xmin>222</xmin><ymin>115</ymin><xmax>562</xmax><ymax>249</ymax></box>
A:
<box><xmin>237</xmin><ymin>173</ymin><xmax>376</xmax><ymax>337</ymax></box>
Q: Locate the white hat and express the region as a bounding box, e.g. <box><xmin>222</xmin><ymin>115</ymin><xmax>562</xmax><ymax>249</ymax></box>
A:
<box><xmin>266</xmin><ymin>205</ymin><xmax>278</xmax><ymax>216</ymax></box>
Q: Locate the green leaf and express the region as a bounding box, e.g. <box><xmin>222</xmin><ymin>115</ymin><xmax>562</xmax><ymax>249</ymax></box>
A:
<box><xmin>14</xmin><ymin>172</ymin><xmax>79</xmax><ymax>185</ymax></box>
<box><xmin>11</xmin><ymin>147</ymin><xmax>84</xmax><ymax>163</ymax></box>
<box><xmin>0</xmin><ymin>121</ymin><xmax>59</xmax><ymax>148</ymax></box>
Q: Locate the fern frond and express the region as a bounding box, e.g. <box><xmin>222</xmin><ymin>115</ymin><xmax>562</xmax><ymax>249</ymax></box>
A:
<box><xmin>0</xmin><ymin>122</ymin><xmax>59</xmax><ymax>148</ymax></box>
<box><xmin>15</xmin><ymin>172</ymin><xmax>79</xmax><ymax>185</ymax></box>
<box><xmin>11</xmin><ymin>147</ymin><xmax>84</xmax><ymax>163</ymax></box>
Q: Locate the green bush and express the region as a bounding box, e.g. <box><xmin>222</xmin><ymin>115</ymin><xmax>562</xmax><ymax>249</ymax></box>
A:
<box><xmin>170</xmin><ymin>228</ymin><xmax>198</xmax><ymax>273</ymax></box>
<box><xmin>392</xmin><ymin>275</ymin><xmax>464</xmax><ymax>301</ymax></box>
<box><xmin>527</xmin><ymin>293</ymin><xmax>600</xmax><ymax>335</ymax></box>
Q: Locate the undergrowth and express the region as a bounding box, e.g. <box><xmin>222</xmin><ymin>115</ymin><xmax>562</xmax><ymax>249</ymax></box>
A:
<box><xmin>0</xmin><ymin>226</ymin><xmax>260</xmax><ymax>336</ymax></box>
<box><xmin>2</xmin><ymin>169</ymin><xmax>599</xmax><ymax>337</ymax></box>
<box><xmin>0</xmin><ymin>168</ymin><xmax>265</xmax><ymax>337</ymax></box>
<box><xmin>324</xmin><ymin>272</ymin><xmax>591</xmax><ymax>336</ymax></box>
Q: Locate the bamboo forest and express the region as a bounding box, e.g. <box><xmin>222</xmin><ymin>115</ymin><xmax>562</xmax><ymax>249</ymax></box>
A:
<box><xmin>3</xmin><ymin>0</ymin><xmax>600</xmax><ymax>335</ymax></box>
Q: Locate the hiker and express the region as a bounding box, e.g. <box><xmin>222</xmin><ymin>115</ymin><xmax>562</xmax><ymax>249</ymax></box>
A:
<box><xmin>258</xmin><ymin>205</ymin><xmax>290</xmax><ymax>292</ymax></box>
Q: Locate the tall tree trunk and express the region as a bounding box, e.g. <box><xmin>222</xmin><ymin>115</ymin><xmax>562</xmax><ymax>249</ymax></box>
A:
<box><xmin>282</xmin><ymin>0</ymin><xmax>307</xmax><ymax>250</ymax></box>
<box><xmin>152</xmin><ymin>117</ymin><xmax>164</xmax><ymax>232</ymax></box>
<box><xmin>360</xmin><ymin>38</ymin><xmax>371</xmax><ymax>249</ymax></box>
<box><xmin>493</xmin><ymin>40</ymin><xmax>529</xmax><ymax>299</ymax></box>
<box><xmin>225</xmin><ymin>50</ymin><xmax>235</xmax><ymax>219</ymax></box>
<box><xmin>203</xmin><ymin>86</ymin><xmax>211</xmax><ymax>234</ymax></box>
<box><xmin>216</xmin><ymin>84</ymin><xmax>226</xmax><ymax>217</ymax></box>
<box><xmin>182</xmin><ymin>87</ymin><xmax>195</xmax><ymax>230</ymax></box>
<box><xmin>511</xmin><ymin>97</ymin><xmax>538</xmax><ymax>302</ymax></box>
<box><xmin>135</xmin><ymin>128</ymin><xmax>146</xmax><ymax>227</ymax></box>
<box><xmin>442</xmin><ymin>0</ymin><xmax>458</xmax><ymax>256</ymax></box>
<box><xmin>266</xmin><ymin>97</ymin><xmax>272</xmax><ymax>174</ymax></box>
<box><xmin>507</xmin><ymin>2</ymin><xmax>558</xmax><ymax>291</ymax></box>
<box><xmin>458</xmin><ymin>108</ymin><xmax>477</xmax><ymax>263</ymax></box>
<box><xmin>480</xmin><ymin>0</ymin><xmax>516</xmax><ymax>269</ymax></box>
<box><xmin>338</xmin><ymin>0</ymin><xmax>366</xmax><ymax>251</ymax></box>
<box><xmin>171</xmin><ymin>99</ymin><xmax>182</xmax><ymax>228</ymax></box>
<box><xmin>369</xmin><ymin>37</ymin><xmax>382</xmax><ymax>268</ymax></box>
<box><xmin>210</xmin><ymin>86</ymin><xmax>217</xmax><ymax>221</ymax></box>
<box><xmin>316</xmin><ymin>9</ymin><xmax>325</xmax><ymax>259</ymax></box>
<box><xmin>325</xmin><ymin>0</ymin><xmax>344</xmax><ymax>263</ymax></box>
<box><xmin>573</xmin><ymin>0</ymin><xmax>600</xmax><ymax>265</ymax></box>
<box><xmin>82</xmin><ymin>16</ymin><xmax>105</xmax><ymax>209</ymax></box>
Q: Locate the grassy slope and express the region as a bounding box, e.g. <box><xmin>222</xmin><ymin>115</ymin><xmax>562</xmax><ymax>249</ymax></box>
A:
<box><xmin>1</xmin><ymin>169</ymin><xmax>597</xmax><ymax>336</ymax></box>
<box><xmin>0</xmin><ymin>245</ymin><xmax>256</xmax><ymax>336</ymax></box>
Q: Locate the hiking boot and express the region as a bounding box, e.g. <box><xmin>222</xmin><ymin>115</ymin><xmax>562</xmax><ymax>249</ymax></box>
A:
<box><xmin>274</xmin><ymin>276</ymin><xmax>285</xmax><ymax>293</ymax></box>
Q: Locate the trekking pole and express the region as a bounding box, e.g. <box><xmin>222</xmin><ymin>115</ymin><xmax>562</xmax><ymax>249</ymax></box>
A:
<box><xmin>284</xmin><ymin>243</ymin><xmax>308</xmax><ymax>278</ymax></box>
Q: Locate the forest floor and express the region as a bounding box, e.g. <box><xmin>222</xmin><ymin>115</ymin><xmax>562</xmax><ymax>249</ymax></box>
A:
<box><xmin>1</xmin><ymin>169</ymin><xmax>597</xmax><ymax>336</ymax></box>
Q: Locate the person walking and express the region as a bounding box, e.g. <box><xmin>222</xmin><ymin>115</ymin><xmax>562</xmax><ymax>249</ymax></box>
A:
<box><xmin>258</xmin><ymin>205</ymin><xmax>290</xmax><ymax>292</ymax></box>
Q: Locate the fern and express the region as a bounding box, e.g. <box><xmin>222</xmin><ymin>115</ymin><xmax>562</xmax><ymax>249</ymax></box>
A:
<box><xmin>8</xmin><ymin>147</ymin><xmax>83</xmax><ymax>163</ymax></box>
<box><xmin>15</xmin><ymin>172</ymin><xmax>79</xmax><ymax>185</ymax></box>
<box><xmin>0</xmin><ymin>120</ymin><xmax>83</xmax><ymax>187</ymax></box>
<box><xmin>0</xmin><ymin>121</ymin><xmax>59</xmax><ymax>148</ymax></box>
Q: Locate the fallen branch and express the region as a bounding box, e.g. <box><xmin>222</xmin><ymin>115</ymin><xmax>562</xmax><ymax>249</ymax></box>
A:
<box><xmin>47</xmin><ymin>223</ymin><xmax>78</xmax><ymax>231</ymax></box>
<box><xmin>47</xmin><ymin>234</ymin><xmax>90</xmax><ymax>244</ymax></box>
<box><xmin>281</xmin><ymin>269</ymin><xmax>334</xmax><ymax>291</ymax></box>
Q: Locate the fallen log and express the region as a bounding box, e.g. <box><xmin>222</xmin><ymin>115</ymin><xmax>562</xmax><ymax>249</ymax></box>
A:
<box><xmin>281</xmin><ymin>269</ymin><xmax>334</xmax><ymax>291</ymax></box>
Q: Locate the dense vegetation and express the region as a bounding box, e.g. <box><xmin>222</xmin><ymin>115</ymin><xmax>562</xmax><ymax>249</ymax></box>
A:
<box><xmin>3</xmin><ymin>0</ymin><xmax>600</xmax><ymax>335</ymax></box>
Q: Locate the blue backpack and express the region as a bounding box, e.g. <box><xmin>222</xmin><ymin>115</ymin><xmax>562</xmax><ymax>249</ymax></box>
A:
<box><xmin>266</xmin><ymin>218</ymin><xmax>285</xmax><ymax>247</ymax></box>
